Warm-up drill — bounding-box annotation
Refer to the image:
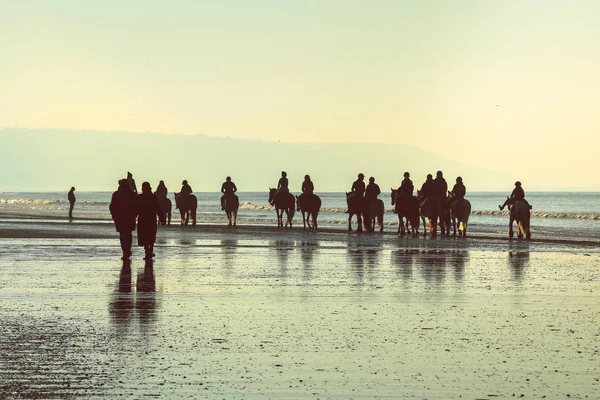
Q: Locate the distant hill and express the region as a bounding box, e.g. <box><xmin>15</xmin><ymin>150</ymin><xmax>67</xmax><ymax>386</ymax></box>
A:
<box><xmin>0</xmin><ymin>128</ymin><xmax>508</xmax><ymax>192</ymax></box>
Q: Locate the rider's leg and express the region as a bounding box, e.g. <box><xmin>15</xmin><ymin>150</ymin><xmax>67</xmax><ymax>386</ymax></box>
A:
<box><xmin>499</xmin><ymin>196</ymin><xmax>509</xmax><ymax>211</ymax></box>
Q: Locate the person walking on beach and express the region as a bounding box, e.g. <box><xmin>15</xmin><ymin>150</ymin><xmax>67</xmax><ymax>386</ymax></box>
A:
<box><xmin>365</xmin><ymin>177</ymin><xmax>381</xmax><ymax>203</ymax></box>
<box><xmin>127</xmin><ymin>172</ymin><xmax>138</xmax><ymax>194</ymax></box>
<box><xmin>68</xmin><ymin>187</ymin><xmax>76</xmax><ymax>219</ymax></box>
<box><xmin>220</xmin><ymin>176</ymin><xmax>238</xmax><ymax>210</ymax></box>
<box><xmin>137</xmin><ymin>182</ymin><xmax>165</xmax><ymax>260</ymax></box>
<box><xmin>110</xmin><ymin>179</ymin><xmax>138</xmax><ymax>260</ymax></box>
<box><xmin>499</xmin><ymin>181</ymin><xmax>530</xmax><ymax>211</ymax></box>
<box><xmin>399</xmin><ymin>172</ymin><xmax>414</xmax><ymax>198</ymax></box>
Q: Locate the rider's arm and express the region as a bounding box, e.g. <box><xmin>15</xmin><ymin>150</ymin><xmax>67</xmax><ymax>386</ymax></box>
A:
<box><xmin>232</xmin><ymin>183</ymin><xmax>237</xmax><ymax>193</ymax></box>
<box><xmin>221</xmin><ymin>184</ymin><xmax>225</xmax><ymax>194</ymax></box>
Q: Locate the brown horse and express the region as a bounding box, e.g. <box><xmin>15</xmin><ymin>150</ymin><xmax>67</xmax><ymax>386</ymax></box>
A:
<box><xmin>448</xmin><ymin>193</ymin><xmax>471</xmax><ymax>237</ymax></box>
<box><xmin>268</xmin><ymin>189</ymin><xmax>295</xmax><ymax>228</ymax></box>
<box><xmin>296</xmin><ymin>193</ymin><xmax>321</xmax><ymax>230</ymax></box>
<box><xmin>174</xmin><ymin>193</ymin><xmax>197</xmax><ymax>226</ymax></box>
<box><xmin>509</xmin><ymin>200</ymin><xmax>531</xmax><ymax>239</ymax></box>
<box><xmin>417</xmin><ymin>191</ymin><xmax>440</xmax><ymax>237</ymax></box>
<box><xmin>366</xmin><ymin>199</ymin><xmax>384</xmax><ymax>232</ymax></box>
<box><xmin>223</xmin><ymin>194</ymin><xmax>239</xmax><ymax>227</ymax></box>
<box><xmin>391</xmin><ymin>189</ymin><xmax>419</xmax><ymax>236</ymax></box>
<box><xmin>346</xmin><ymin>192</ymin><xmax>369</xmax><ymax>232</ymax></box>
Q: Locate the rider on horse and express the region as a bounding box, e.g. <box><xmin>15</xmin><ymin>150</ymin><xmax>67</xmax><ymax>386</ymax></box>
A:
<box><xmin>450</xmin><ymin>177</ymin><xmax>466</xmax><ymax>202</ymax></box>
<box><xmin>418</xmin><ymin>174</ymin><xmax>434</xmax><ymax>203</ymax></box>
<box><xmin>220</xmin><ymin>176</ymin><xmax>238</xmax><ymax>210</ymax></box>
<box><xmin>399</xmin><ymin>172</ymin><xmax>414</xmax><ymax>198</ymax></box>
<box><xmin>179</xmin><ymin>180</ymin><xmax>193</xmax><ymax>204</ymax></box>
<box><xmin>433</xmin><ymin>171</ymin><xmax>448</xmax><ymax>202</ymax></box>
<box><xmin>298</xmin><ymin>174</ymin><xmax>314</xmax><ymax>205</ymax></box>
<box><xmin>155</xmin><ymin>180</ymin><xmax>168</xmax><ymax>200</ymax></box>
<box><xmin>499</xmin><ymin>181</ymin><xmax>530</xmax><ymax>211</ymax></box>
<box><xmin>365</xmin><ymin>177</ymin><xmax>381</xmax><ymax>203</ymax></box>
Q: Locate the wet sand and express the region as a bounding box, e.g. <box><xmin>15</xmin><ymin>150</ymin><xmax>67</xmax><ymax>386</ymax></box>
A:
<box><xmin>1</xmin><ymin>220</ymin><xmax>599</xmax><ymax>399</ymax></box>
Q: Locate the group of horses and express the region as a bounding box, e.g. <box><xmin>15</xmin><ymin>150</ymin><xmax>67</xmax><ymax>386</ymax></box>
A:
<box><xmin>157</xmin><ymin>189</ymin><xmax>532</xmax><ymax>240</ymax></box>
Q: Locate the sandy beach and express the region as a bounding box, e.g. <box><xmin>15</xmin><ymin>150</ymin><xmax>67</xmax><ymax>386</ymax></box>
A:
<box><xmin>1</xmin><ymin>218</ymin><xmax>599</xmax><ymax>399</ymax></box>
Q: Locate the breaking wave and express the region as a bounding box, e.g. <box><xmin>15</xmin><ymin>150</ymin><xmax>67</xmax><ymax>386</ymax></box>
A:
<box><xmin>472</xmin><ymin>210</ymin><xmax>600</xmax><ymax>220</ymax></box>
<box><xmin>0</xmin><ymin>199</ymin><xmax>108</xmax><ymax>205</ymax></box>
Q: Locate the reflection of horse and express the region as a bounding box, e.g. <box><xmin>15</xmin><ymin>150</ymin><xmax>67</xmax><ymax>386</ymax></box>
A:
<box><xmin>268</xmin><ymin>189</ymin><xmax>295</xmax><ymax>228</ymax></box>
<box><xmin>366</xmin><ymin>199</ymin><xmax>384</xmax><ymax>232</ymax></box>
<box><xmin>158</xmin><ymin>197</ymin><xmax>172</xmax><ymax>226</ymax></box>
<box><xmin>174</xmin><ymin>193</ymin><xmax>197</xmax><ymax>226</ymax></box>
<box><xmin>417</xmin><ymin>191</ymin><xmax>440</xmax><ymax>237</ymax></box>
<box><xmin>223</xmin><ymin>194</ymin><xmax>239</xmax><ymax>227</ymax></box>
<box><xmin>448</xmin><ymin>193</ymin><xmax>471</xmax><ymax>237</ymax></box>
<box><xmin>346</xmin><ymin>193</ymin><xmax>369</xmax><ymax>232</ymax></box>
<box><xmin>509</xmin><ymin>200</ymin><xmax>531</xmax><ymax>239</ymax></box>
<box><xmin>391</xmin><ymin>189</ymin><xmax>419</xmax><ymax>236</ymax></box>
<box><xmin>296</xmin><ymin>194</ymin><xmax>321</xmax><ymax>230</ymax></box>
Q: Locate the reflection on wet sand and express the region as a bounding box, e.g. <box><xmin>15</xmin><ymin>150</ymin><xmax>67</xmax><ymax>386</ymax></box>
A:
<box><xmin>111</xmin><ymin>260</ymin><xmax>133</xmax><ymax>323</ymax></box>
<box><xmin>418</xmin><ymin>250</ymin><xmax>448</xmax><ymax>285</ymax></box>
<box><xmin>270</xmin><ymin>240</ymin><xmax>293</xmax><ymax>280</ymax></box>
<box><xmin>136</xmin><ymin>260</ymin><xmax>157</xmax><ymax>327</ymax></box>
<box><xmin>391</xmin><ymin>249</ymin><xmax>418</xmax><ymax>282</ymax></box>
<box><xmin>221</xmin><ymin>238</ymin><xmax>238</xmax><ymax>274</ymax></box>
<box><xmin>449</xmin><ymin>250</ymin><xmax>468</xmax><ymax>283</ymax></box>
<box><xmin>347</xmin><ymin>244</ymin><xmax>381</xmax><ymax>283</ymax></box>
<box><xmin>508</xmin><ymin>251</ymin><xmax>530</xmax><ymax>282</ymax></box>
<box><xmin>298</xmin><ymin>241</ymin><xmax>319</xmax><ymax>281</ymax></box>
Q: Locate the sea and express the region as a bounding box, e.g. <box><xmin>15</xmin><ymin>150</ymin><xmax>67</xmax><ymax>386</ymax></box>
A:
<box><xmin>1</xmin><ymin>191</ymin><xmax>599</xmax><ymax>239</ymax></box>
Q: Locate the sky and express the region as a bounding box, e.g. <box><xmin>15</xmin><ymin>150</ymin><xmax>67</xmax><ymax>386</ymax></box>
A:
<box><xmin>1</xmin><ymin>1</ymin><xmax>599</xmax><ymax>189</ymax></box>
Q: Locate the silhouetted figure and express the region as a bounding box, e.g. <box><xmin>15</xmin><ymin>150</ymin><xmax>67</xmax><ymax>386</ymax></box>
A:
<box><xmin>68</xmin><ymin>187</ymin><xmax>76</xmax><ymax>219</ymax></box>
<box><xmin>137</xmin><ymin>182</ymin><xmax>165</xmax><ymax>260</ymax></box>
<box><xmin>365</xmin><ymin>177</ymin><xmax>381</xmax><ymax>203</ymax></box>
<box><xmin>277</xmin><ymin>171</ymin><xmax>289</xmax><ymax>193</ymax></box>
<box><xmin>301</xmin><ymin>174</ymin><xmax>314</xmax><ymax>195</ymax></box>
<box><xmin>399</xmin><ymin>172</ymin><xmax>414</xmax><ymax>197</ymax></box>
<box><xmin>451</xmin><ymin>177</ymin><xmax>466</xmax><ymax>200</ymax></box>
<box><xmin>220</xmin><ymin>176</ymin><xmax>238</xmax><ymax>211</ymax></box>
<box><xmin>351</xmin><ymin>173</ymin><xmax>366</xmax><ymax>196</ymax></box>
<box><xmin>418</xmin><ymin>174</ymin><xmax>434</xmax><ymax>201</ymax></box>
<box><xmin>127</xmin><ymin>172</ymin><xmax>138</xmax><ymax>194</ymax></box>
<box><xmin>110</xmin><ymin>179</ymin><xmax>138</xmax><ymax>260</ymax></box>
<box><xmin>499</xmin><ymin>181</ymin><xmax>529</xmax><ymax>211</ymax></box>
<box><xmin>298</xmin><ymin>174</ymin><xmax>314</xmax><ymax>206</ymax></box>
<box><xmin>433</xmin><ymin>171</ymin><xmax>448</xmax><ymax>201</ymax></box>
<box><xmin>155</xmin><ymin>180</ymin><xmax>168</xmax><ymax>200</ymax></box>
<box><xmin>179</xmin><ymin>179</ymin><xmax>193</xmax><ymax>204</ymax></box>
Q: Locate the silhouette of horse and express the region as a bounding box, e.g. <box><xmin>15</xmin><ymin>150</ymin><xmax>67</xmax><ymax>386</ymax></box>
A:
<box><xmin>448</xmin><ymin>193</ymin><xmax>471</xmax><ymax>237</ymax></box>
<box><xmin>268</xmin><ymin>189</ymin><xmax>295</xmax><ymax>228</ymax></box>
<box><xmin>346</xmin><ymin>192</ymin><xmax>369</xmax><ymax>232</ymax></box>
<box><xmin>223</xmin><ymin>194</ymin><xmax>239</xmax><ymax>227</ymax></box>
<box><xmin>391</xmin><ymin>189</ymin><xmax>419</xmax><ymax>236</ymax></box>
<box><xmin>296</xmin><ymin>193</ymin><xmax>321</xmax><ymax>230</ymax></box>
<box><xmin>439</xmin><ymin>196</ymin><xmax>451</xmax><ymax>236</ymax></box>
<box><xmin>366</xmin><ymin>199</ymin><xmax>384</xmax><ymax>232</ymax></box>
<box><xmin>158</xmin><ymin>197</ymin><xmax>172</xmax><ymax>226</ymax></box>
<box><xmin>174</xmin><ymin>192</ymin><xmax>197</xmax><ymax>226</ymax></box>
<box><xmin>417</xmin><ymin>190</ymin><xmax>440</xmax><ymax>237</ymax></box>
<box><xmin>509</xmin><ymin>200</ymin><xmax>531</xmax><ymax>239</ymax></box>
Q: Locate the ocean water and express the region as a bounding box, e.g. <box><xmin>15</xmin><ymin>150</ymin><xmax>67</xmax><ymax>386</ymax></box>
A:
<box><xmin>1</xmin><ymin>191</ymin><xmax>599</xmax><ymax>237</ymax></box>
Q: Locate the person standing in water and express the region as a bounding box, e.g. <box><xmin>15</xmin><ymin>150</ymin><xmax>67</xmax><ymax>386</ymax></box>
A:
<box><xmin>68</xmin><ymin>187</ymin><xmax>76</xmax><ymax>219</ymax></box>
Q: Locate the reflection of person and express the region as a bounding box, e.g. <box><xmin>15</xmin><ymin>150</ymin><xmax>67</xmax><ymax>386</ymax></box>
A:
<box><xmin>220</xmin><ymin>176</ymin><xmax>238</xmax><ymax>210</ymax></box>
<box><xmin>127</xmin><ymin>172</ymin><xmax>138</xmax><ymax>194</ymax></box>
<box><xmin>68</xmin><ymin>187</ymin><xmax>76</xmax><ymax>218</ymax></box>
<box><xmin>137</xmin><ymin>182</ymin><xmax>165</xmax><ymax>260</ymax></box>
<box><xmin>110</xmin><ymin>180</ymin><xmax>138</xmax><ymax>260</ymax></box>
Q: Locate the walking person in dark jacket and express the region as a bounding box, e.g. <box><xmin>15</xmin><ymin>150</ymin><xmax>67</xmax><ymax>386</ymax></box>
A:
<box><xmin>110</xmin><ymin>180</ymin><xmax>138</xmax><ymax>260</ymax></box>
<box><xmin>68</xmin><ymin>187</ymin><xmax>76</xmax><ymax>219</ymax></box>
<box><xmin>137</xmin><ymin>182</ymin><xmax>165</xmax><ymax>260</ymax></box>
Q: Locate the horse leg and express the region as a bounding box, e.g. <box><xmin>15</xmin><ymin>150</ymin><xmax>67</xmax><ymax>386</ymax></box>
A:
<box><xmin>302</xmin><ymin>211</ymin><xmax>307</xmax><ymax>229</ymax></box>
<box><xmin>357</xmin><ymin>214</ymin><xmax>363</xmax><ymax>233</ymax></box>
<box><xmin>348</xmin><ymin>213</ymin><xmax>353</xmax><ymax>231</ymax></box>
<box><xmin>422</xmin><ymin>216</ymin><xmax>427</xmax><ymax>237</ymax></box>
<box><xmin>509</xmin><ymin>216</ymin><xmax>514</xmax><ymax>238</ymax></box>
<box><xmin>379</xmin><ymin>214</ymin><xmax>383</xmax><ymax>232</ymax></box>
<box><xmin>313</xmin><ymin>211</ymin><xmax>318</xmax><ymax>230</ymax></box>
<box><xmin>233</xmin><ymin>210</ymin><xmax>237</xmax><ymax>227</ymax></box>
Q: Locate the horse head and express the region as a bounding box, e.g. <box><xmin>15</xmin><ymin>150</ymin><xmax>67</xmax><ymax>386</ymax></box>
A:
<box><xmin>390</xmin><ymin>188</ymin><xmax>398</xmax><ymax>206</ymax></box>
<box><xmin>268</xmin><ymin>188</ymin><xmax>277</xmax><ymax>205</ymax></box>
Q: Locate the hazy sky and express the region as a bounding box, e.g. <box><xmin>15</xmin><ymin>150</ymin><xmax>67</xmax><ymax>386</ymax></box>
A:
<box><xmin>1</xmin><ymin>1</ymin><xmax>599</xmax><ymax>187</ymax></box>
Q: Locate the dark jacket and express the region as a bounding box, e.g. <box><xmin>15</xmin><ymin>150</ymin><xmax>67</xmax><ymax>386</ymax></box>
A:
<box><xmin>180</xmin><ymin>184</ymin><xmax>193</xmax><ymax>196</ymax></box>
<box><xmin>419</xmin><ymin>179</ymin><xmax>435</xmax><ymax>198</ymax></box>
<box><xmin>451</xmin><ymin>183</ymin><xmax>466</xmax><ymax>199</ymax></box>
<box><xmin>511</xmin><ymin>187</ymin><xmax>525</xmax><ymax>201</ymax></box>
<box><xmin>433</xmin><ymin>177</ymin><xmax>448</xmax><ymax>199</ymax></box>
<box><xmin>351</xmin><ymin>179</ymin><xmax>366</xmax><ymax>196</ymax></box>
<box><xmin>399</xmin><ymin>178</ymin><xmax>414</xmax><ymax>196</ymax></box>
<box><xmin>137</xmin><ymin>192</ymin><xmax>164</xmax><ymax>245</ymax></box>
<box><xmin>221</xmin><ymin>181</ymin><xmax>237</xmax><ymax>195</ymax></box>
<box><xmin>365</xmin><ymin>183</ymin><xmax>381</xmax><ymax>201</ymax></box>
<box><xmin>68</xmin><ymin>190</ymin><xmax>76</xmax><ymax>204</ymax></box>
<box><xmin>277</xmin><ymin>177</ymin><xmax>289</xmax><ymax>192</ymax></box>
<box><xmin>110</xmin><ymin>185</ymin><xmax>137</xmax><ymax>233</ymax></box>
<box><xmin>301</xmin><ymin>180</ymin><xmax>314</xmax><ymax>195</ymax></box>
<box><xmin>155</xmin><ymin>184</ymin><xmax>167</xmax><ymax>199</ymax></box>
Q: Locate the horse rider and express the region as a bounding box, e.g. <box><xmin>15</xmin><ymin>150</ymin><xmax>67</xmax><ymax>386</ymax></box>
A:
<box><xmin>365</xmin><ymin>177</ymin><xmax>381</xmax><ymax>203</ymax></box>
<box><xmin>450</xmin><ymin>177</ymin><xmax>466</xmax><ymax>203</ymax></box>
<box><xmin>298</xmin><ymin>174</ymin><xmax>314</xmax><ymax>205</ymax></box>
<box><xmin>499</xmin><ymin>181</ymin><xmax>530</xmax><ymax>211</ymax></box>
<box><xmin>433</xmin><ymin>171</ymin><xmax>448</xmax><ymax>202</ymax></box>
<box><xmin>399</xmin><ymin>172</ymin><xmax>414</xmax><ymax>198</ymax></box>
<box><xmin>351</xmin><ymin>173</ymin><xmax>366</xmax><ymax>197</ymax></box>
<box><xmin>220</xmin><ymin>176</ymin><xmax>238</xmax><ymax>210</ymax></box>
<box><xmin>418</xmin><ymin>174</ymin><xmax>434</xmax><ymax>202</ymax></box>
<box><xmin>127</xmin><ymin>171</ymin><xmax>138</xmax><ymax>194</ymax></box>
<box><xmin>179</xmin><ymin>180</ymin><xmax>193</xmax><ymax>205</ymax></box>
<box><xmin>155</xmin><ymin>180</ymin><xmax>168</xmax><ymax>200</ymax></box>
